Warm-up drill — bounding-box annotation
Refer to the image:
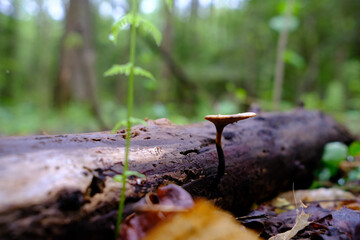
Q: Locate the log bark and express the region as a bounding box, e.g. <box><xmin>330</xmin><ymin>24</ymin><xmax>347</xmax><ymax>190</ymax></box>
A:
<box><xmin>0</xmin><ymin>110</ymin><xmax>354</xmax><ymax>239</ymax></box>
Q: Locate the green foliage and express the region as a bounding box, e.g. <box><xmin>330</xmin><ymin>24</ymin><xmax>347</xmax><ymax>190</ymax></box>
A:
<box><xmin>105</xmin><ymin>63</ymin><xmax>155</xmax><ymax>81</ymax></box>
<box><xmin>110</xmin><ymin>13</ymin><xmax>134</xmax><ymax>43</ymax></box>
<box><xmin>348</xmin><ymin>141</ymin><xmax>360</xmax><ymax>157</ymax></box>
<box><xmin>134</xmin><ymin>66</ymin><xmax>156</xmax><ymax>81</ymax></box>
<box><xmin>314</xmin><ymin>141</ymin><xmax>360</xmax><ymax>185</ymax></box>
<box><xmin>322</xmin><ymin>142</ymin><xmax>348</xmax><ymax>166</ymax></box>
<box><xmin>138</xmin><ymin>16</ymin><xmax>162</xmax><ymax>46</ymax></box>
<box><xmin>324</xmin><ymin>81</ymin><xmax>346</xmax><ymax>112</ymax></box>
<box><xmin>277</xmin><ymin>0</ymin><xmax>302</xmax><ymax>15</ymax></box>
<box><xmin>0</xmin><ymin>102</ymin><xmax>98</xmax><ymax>135</ymax></box>
<box><xmin>111</xmin><ymin>117</ymin><xmax>148</xmax><ymax>133</ymax></box>
<box><xmin>113</xmin><ymin>171</ymin><xmax>146</xmax><ymax>182</ymax></box>
<box><xmin>110</xmin><ymin>14</ymin><xmax>161</xmax><ymax>46</ymax></box>
<box><xmin>105</xmin><ymin>1</ymin><xmax>162</xmax><ymax>237</ymax></box>
<box><xmin>104</xmin><ymin>63</ymin><xmax>132</xmax><ymax>76</ymax></box>
<box><xmin>321</xmin><ymin>142</ymin><xmax>347</xmax><ymax>179</ymax></box>
<box><xmin>2</xmin><ymin>0</ymin><xmax>360</xmax><ymax>139</ymax></box>
<box><xmin>235</xmin><ymin>88</ymin><xmax>247</xmax><ymax>101</ymax></box>
<box><xmin>283</xmin><ymin>49</ymin><xmax>305</xmax><ymax>69</ymax></box>
<box><xmin>348</xmin><ymin>168</ymin><xmax>360</xmax><ymax>181</ymax></box>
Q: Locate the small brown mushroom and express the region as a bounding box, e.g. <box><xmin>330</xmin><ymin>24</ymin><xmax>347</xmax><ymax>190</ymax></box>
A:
<box><xmin>205</xmin><ymin>112</ymin><xmax>257</xmax><ymax>181</ymax></box>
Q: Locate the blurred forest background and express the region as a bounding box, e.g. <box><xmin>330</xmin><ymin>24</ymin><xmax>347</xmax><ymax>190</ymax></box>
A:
<box><xmin>1</xmin><ymin>0</ymin><xmax>360</xmax><ymax>136</ymax></box>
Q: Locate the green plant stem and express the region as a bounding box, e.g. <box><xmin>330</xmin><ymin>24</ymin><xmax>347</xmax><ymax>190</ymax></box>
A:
<box><xmin>115</xmin><ymin>0</ymin><xmax>137</xmax><ymax>238</ymax></box>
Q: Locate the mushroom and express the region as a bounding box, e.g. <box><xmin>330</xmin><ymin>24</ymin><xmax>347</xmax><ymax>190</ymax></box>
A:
<box><xmin>205</xmin><ymin>112</ymin><xmax>257</xmax><ymax>181</ymax></box>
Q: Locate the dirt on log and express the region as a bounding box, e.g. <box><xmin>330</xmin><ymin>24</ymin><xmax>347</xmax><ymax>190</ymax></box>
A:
<box><xmin>0</xmin><ymin>110</ymin><xmax>355</xmax><ymax>239</ymax></box>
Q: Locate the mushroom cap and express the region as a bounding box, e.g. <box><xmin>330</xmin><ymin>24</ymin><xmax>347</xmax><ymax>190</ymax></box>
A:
<box><xmin>204</xmin><ymin>112</ymin><xmax>257</xmax><ymax>127</ymax></box>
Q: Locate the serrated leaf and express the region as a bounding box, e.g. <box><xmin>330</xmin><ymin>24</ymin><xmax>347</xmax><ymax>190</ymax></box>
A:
<box><xmin>104</xmin><ymin>63</ymin><xmax>132</xmax><ymax>77</ymax></box>
<box><xmin>134</xmin><ymin>66</ymin><xmax>156</xmax><ymax>81</ymax></box>
<box><xmin>113</xmin><ymin>174</ymin><xmax>124</xmax><ymax>183</ymax></box>
<box><xmin>110</xmin><ymin>14</ymin><xmax>161</xmax><ymax>45</ymax></box>
<box><xmin>348</xmin><ymin>141</ymin><xmax>360</xmax><ymax>157</ymax></box>
<box><xmin>138</xmin><ymin>16</ymin><xmax>162</xmax><ymax>45</ymax></box>
<box><xmin>111</xmin><ymin>14</ymin><xmax>133</xmax><ymax>43</ymax></box>
<box><xmin>124</xmin><ymin>170</ymin><xmax>146</xmax><ymax>179</ymax></box>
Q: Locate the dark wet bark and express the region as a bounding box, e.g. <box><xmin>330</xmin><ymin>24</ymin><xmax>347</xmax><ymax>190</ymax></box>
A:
<box><xmin>0</xmin><ymin>110</ymin><xmax>354</xmax><ymax>239</ymax></box>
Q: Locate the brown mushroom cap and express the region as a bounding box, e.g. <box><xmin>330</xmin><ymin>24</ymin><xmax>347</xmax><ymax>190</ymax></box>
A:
<box><xmin>204</xmin><ymin>112</ymin><xmax>257</xmax><ymax>127</ymax></box>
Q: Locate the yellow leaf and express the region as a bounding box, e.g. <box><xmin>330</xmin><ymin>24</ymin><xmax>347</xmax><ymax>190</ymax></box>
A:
<box><xmin>144</xmin><ymin>200</ymin><xmax>260</xmax><ymax>240</ymax></box>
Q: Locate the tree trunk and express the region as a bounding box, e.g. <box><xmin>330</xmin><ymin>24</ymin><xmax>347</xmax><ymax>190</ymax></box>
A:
<box><xmin>0</xmin><ymin>110</ymin><xmax>354</xmax><ymax>239</ymax></box>
<box><xmin>55</xmin><ymin>0</ymin><xmax>106</xmax><ymax>129</ymax></box>
<box><xmin>190</xmin><ymin>0</ymin><xmax>199</xmax><ymax>20</ymax></box>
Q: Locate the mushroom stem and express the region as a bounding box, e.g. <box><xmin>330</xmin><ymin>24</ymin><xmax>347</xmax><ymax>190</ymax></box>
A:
<box><xmin>215</xmin><ymin>125</ymin><xmax>224</xmax><ymax>147</ymax></box>
<box><xmin>205</xmin><ymin>112</ymin><xmax>257</xmax><ymax>182</ymax></box>
<box><xmin>215</xmin><ymin>125</ymin><xmax>225</xmax><ymax>180</ymax></box>
<box><xmin>215</xmin><ymin>140</ymin><xmax>225</xmax><ymax>181</ymax></box>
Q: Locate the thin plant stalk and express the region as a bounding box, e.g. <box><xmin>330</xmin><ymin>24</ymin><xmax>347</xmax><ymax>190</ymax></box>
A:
<box><xmin>272</xmin><ymin>0</ymin><xmax>295</xmax><ymax>110</ymax></box>
<box><xmin>115</xmin><ymin>0</ymin><xmax>137</xmax><ymax>238</ymax></box>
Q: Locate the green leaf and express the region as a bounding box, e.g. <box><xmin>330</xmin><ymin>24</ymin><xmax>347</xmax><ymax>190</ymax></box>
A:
<box><xmin>124</xmin><ymin>170</ymin><xmax>146</xmax><ymax>179</ymax></box>
<box><xmin>110</xmin><ymin>14</ymin><xmax>133</xmax><ymax>43</ymax></box>
<box><xmin>324</xmin><ymin>81</ymin><xmax>346</xmax><ymax>111</ymax></box>
<box><xmin>111</xmin><ymin>117</ymin><xmax>148</xmax><ymax>133</ymax></box>
<box><xmin>322</xmin><ymin>142</ymin><xmax>348</xmax><ymax>168</ymax></box>
<box><xmin>113</xmin><ymin>174</ymin><xmax>124</xmax><ymax>183</ymax></box>
<box><xmin>348</xmin><ymin>168</ymin><xmax>360</xmax><ymax>181</ymax></box>
<box><xmin>348</xmin><ymin>141</ymin><xmax>360</xmax><ymax>157</ymax></box>
<box><xmin>104</xmin><ymin>63</ymin><xmax>156</xmax><ymax>83</ymax></box>
<box><xmin>134</xmin><ymin>66</ymin><xmax>156</xmax><ymax>81</ymax></box>
<box><xmin>104</xmin><ymin>63</ymin><xmax>132</xmax><ymax>77</ymax></box>
<box><xmin>110</xmin><ymin>14</ymin><xmax>161</xmax><ymax>45</ymax></box>
<box><xmin>283</xmin><ymin>49</ymin><xmax>305</xmax><ymax>69</ymax></box>
<box><xmin>165</xmin><ymin>0</ymin><xmax>173</xmax><ymax>11</ymax></box>
<box><xmin>129</xmin><ymin>117</ymin><xmax>148</xmax><ymax>126</ymax></box>
<box><xmin>143</xmin><ymin>78</ymin><xmax>159</xmax><ymax>90</ymax></box>
<box><xmin>235</xmin><ymin>88</ymin><xmax>247</xmax><ymax>101</ymax></box>
<box><xmin>138</xmin><ymin>16</ymin><xmax>162</xmax><ymax>45</ymax></box>
<box><xmin>113</xmin><ymin>171</ymin><xmax>146</xmax><ymax>183</ymax></box>
<box><xmin>277</xmin><ymin>0</ymin><xmax>302</xmax><ymax>15</ymax></box>
<box><xmin>111</xmin><ymin>120</ymin><xmax>127</xmax><ymax>133</ymax></box>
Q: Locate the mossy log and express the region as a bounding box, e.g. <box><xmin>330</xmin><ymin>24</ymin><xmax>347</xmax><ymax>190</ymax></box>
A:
<box><xmin>0</xmin><ymin>110</ymin><xmax>354</xmax><ymax>239</ymax></box>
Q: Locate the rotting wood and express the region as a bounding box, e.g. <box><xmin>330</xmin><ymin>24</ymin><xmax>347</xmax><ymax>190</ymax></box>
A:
<box><xmin>0</xmin><ymin>110</ymin><xmax>355</xmax><ymax>239</ymax></box>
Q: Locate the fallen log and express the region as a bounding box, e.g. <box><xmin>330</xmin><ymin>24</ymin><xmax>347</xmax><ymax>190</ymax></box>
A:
<box><xmin>0</xmin><ymin>110</ymin><xmax>355</xmax><ymax>239</ymax></box>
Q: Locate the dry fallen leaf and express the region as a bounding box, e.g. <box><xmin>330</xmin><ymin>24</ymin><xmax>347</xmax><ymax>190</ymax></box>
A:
<box><xmin>119</xmin><ymin>184</ymin><xmax>195</xmax><ymax>240</ymax></box>
<box><xmin>268</xmin><ymin>209</ymin><xmax>311</xmax><ymax>240</ymax></box>
<box><xmin>273</xmin><ymin>188</ymin><xmax>356</xmax><ymax>209</ymax></box>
